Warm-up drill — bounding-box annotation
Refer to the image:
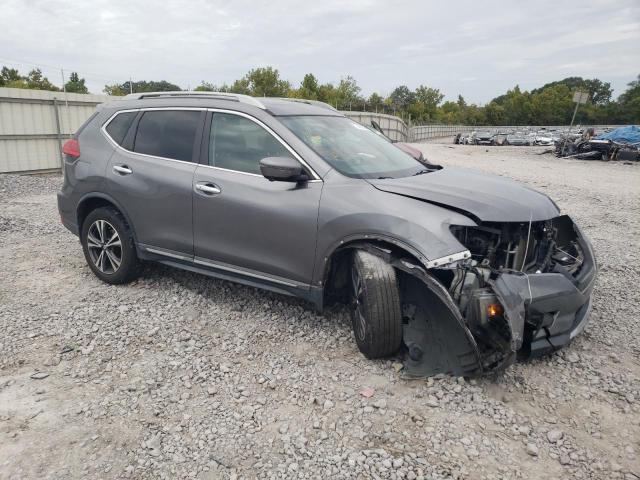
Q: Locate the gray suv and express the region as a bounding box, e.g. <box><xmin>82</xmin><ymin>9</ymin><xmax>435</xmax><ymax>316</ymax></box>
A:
<box><xmin>58</xmin><ymin>92</ymin><xmax>596</xmax><ymax>377</ymax></box>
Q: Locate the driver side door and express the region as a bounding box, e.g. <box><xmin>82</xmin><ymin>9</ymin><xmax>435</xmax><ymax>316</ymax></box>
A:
<box><xmin>192</xmin><ymin>111</ymin><xmax>323</xmax><ymax>287</ymax></box>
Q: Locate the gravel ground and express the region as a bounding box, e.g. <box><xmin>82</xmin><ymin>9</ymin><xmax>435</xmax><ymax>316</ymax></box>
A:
<box><xmin>0</xmin><ymin>146</ymin><xmax>638</xmax><ymax>480</ymax></box>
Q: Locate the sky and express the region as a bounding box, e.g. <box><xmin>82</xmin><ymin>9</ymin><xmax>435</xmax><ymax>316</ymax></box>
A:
<box><xmin>1</xmin><ymin>0</ymin><xmax>639</xmax><ymax>103</ymax></box>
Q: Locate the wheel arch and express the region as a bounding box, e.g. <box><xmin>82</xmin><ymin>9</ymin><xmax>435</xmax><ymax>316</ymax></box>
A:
<box><xmin>76</xmin><ymin>193</ymin><xmax>137</xmax><ymax>244</ymax></box>
<box><xmin>320</xmin><ymin>234</ymin><xmax>426</xmax><ymax>308</ymax></box>
<box><xmin>320</xmin><ymin>234</ymin><xmax>484</xmax><ymax>377</ymax></box>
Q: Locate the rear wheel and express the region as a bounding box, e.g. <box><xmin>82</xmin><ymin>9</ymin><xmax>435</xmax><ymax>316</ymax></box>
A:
<box><xmin>81</xmin><ymin>207</ymin><xmax>139</xmax><ymax>284</ymax></box>
<box><xmin>350</xmin><ymin>250</ymin><xmax>403</xmax><ymax>358</ymax></box>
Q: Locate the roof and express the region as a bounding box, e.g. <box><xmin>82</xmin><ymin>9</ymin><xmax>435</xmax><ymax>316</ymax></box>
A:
<box><xmin>111</xmin><ymin>91</ymin><xmax>341</xmax><ymax>116</ymax></box>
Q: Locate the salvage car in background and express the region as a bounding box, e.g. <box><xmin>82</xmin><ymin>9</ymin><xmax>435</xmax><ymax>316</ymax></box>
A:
<box><xmin>492</xmin><ymin>130</ymin><xmax>510</xmax><ymax>146</ymax></box>
<box><xmin>534</xmin><ymin>131</ymin><xmax>554</xmax><ymax>146</ymax></box>
<box><xmin>58</xmin><ymin>92</ymin><xmax>597</xmax><ymax>377</ymax></box>
<box><xmin>504</xmin><ymin>132</ymin><xmax>531</xmax><ymax>146</ymax></box>
<box><xmin>474</xmin><ymin>131</ymin><xmax>494</xmax><ymax>145</ymax></box>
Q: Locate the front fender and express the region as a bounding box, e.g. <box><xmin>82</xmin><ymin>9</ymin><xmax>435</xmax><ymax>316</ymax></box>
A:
<box><xmin>313</xmin><ymin>173</ymin><xmax>476</xmax><ymax>285</ymax></box>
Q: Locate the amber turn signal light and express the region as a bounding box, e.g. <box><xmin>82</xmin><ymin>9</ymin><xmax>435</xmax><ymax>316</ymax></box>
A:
<box><xmin>487</xmin><ymin>303</ymin><xmax>504</xmax><ymax>317</ymax></box>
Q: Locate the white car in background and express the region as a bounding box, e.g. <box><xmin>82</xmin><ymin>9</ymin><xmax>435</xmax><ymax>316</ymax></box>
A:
<box><xmin>534</xmin><ymin>132</ymin><xmax>554</xmax><ymax>146</ymax></box>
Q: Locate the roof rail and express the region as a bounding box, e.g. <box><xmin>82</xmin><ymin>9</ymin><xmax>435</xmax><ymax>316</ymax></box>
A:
<box><xmin>273</xmin><ymin>98</ymin><xmax>338</xmax><ymax>111</ymax></box>
<box><xmin>122</xmin><ymin>91</ymin><xmax>266</xmax><ymax>109</ymax></box>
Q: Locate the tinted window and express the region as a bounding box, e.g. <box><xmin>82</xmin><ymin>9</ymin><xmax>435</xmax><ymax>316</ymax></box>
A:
<box><xmin>210</xmin><ymin>113</ymin><xmax>292</xmax><ymax>174</ymax></box>
<box><xmin>105</xmin><ymin>112</ymin><xmax>136</xmax><ymax>145</ymax></box>
<box><xmin>133</xmin><ymin>110</ymin><xmax>200</xmax><ymax>162</ymax></box>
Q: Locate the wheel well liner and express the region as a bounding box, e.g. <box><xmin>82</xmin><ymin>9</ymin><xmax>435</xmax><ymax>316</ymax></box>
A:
<box><xmin>324</xmin><ymin>239</ymin><xmax>484</xmax><ymax>377</ymax></box>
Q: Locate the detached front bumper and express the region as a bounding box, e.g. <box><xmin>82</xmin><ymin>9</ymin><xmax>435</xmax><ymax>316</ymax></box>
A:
<box><xmin>400</xmin><ymin>216</ymin><xmax>597</xmax><ymax>378</ymax></box>
<box><xmin>491</xmin><ymin>221</ymin><xmax>597</xmax><ymax>363</ymax></box>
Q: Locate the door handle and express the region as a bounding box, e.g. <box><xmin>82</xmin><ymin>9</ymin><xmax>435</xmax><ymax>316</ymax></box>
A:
<box><xmin>113</xmin><ymin>165</ymin><xmax>133</xmax><ymax>175</ymax></box>
<box><xmin>195</xmin><ymin>182</ymin><xmax>221</xmax><ymax>195</ymax></box>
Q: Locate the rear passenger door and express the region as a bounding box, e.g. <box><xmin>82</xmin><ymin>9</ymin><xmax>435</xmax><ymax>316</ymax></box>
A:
<box><xmin>106</xmin><ymin>109</ymin><xmax>205</xmax><ymax>258</ymax></box>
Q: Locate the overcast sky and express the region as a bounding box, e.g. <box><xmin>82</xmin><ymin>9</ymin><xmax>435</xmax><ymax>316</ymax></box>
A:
<box><xmin>1</xmin><ymin>0</ymin><xmax>639</xmax><ymax>103</ymax></box>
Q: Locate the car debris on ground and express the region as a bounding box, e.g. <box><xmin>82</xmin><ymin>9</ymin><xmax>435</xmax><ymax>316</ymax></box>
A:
<box><xmin>554</xmin><ymin>125</ymin><xmax>640</xmax><ymax>161</ymax></box>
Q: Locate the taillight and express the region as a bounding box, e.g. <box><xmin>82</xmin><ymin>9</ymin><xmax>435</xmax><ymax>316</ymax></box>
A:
<box><xmin>62</xmin><ymin>139</ymin><xmax>81</xmax><ymax>158</ymax></box>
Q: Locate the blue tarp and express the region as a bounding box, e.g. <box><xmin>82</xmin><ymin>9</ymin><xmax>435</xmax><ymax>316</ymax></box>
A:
<box><xmin>594</xmin><ymin>125</ymin><xmax>640</xmax><ymax>144</ymax></box>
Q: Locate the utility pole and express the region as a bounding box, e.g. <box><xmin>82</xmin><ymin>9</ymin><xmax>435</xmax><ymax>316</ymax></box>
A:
<box><xmin>60</xmin><ymin>68</ymin><xmax>68</xmax><ymax>106</ymax></box>
<box><xmin>562</xmin><ymin>90</ymin><xmax>589</xmax><ymax>156</ymax></box>
<box><xmin>129</xmin><ymin>77</ymin><xmax>133</xmax><ymax>94</ymax></box>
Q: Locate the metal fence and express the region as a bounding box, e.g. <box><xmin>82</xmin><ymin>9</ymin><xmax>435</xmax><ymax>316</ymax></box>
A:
<box><xmin>0</xmin><ymin>87</ymin><xmax>115</xmax><ymax>173</ymax></box>
<box><xmin>342</xmin><ymin>111</ymin><xmax>409</xmax><ymax>142</ymax></box>
<box><xmin>408</xmin><ymin>124</ymin><xmax>628</xmax><ymax>142</ymax></box>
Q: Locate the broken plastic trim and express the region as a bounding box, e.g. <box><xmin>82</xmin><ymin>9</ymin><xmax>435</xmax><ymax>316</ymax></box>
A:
<box><xmin>345</xmin><ymin>242</ymin><xmax>487</xmax><ymax>377</ymax></box>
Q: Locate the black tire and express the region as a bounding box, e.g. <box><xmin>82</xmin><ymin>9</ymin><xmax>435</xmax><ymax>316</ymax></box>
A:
<box><xmin>350</xmin><ymin>250</ymin><xmax>403</xmax><ymax>358</ymax></box>
<box><xmin>81</xmin><ymin>206</ymin><xmax>139</xmax><ymax>284</ymax></box>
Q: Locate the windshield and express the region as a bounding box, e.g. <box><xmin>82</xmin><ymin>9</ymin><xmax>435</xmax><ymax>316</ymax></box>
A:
<box><xmin>280</xmin><ymin>116</ymin><xmax>425</xmax><ymax>179</ymax></box>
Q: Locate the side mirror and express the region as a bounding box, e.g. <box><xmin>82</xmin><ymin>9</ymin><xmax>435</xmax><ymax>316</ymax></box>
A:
<box><xmin>260</xmin><ymin>157</ymin><xmax>306</xmax><ymax>182</ymax></box>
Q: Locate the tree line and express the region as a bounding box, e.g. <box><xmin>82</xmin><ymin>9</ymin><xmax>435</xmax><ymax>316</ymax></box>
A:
<box><xmin>1</xmin><ymin>65</ymin><xmax>638</xmax><ymax>125</ymax></box>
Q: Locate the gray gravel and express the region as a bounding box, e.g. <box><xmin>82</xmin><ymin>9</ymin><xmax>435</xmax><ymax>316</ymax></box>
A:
<box><xmin>0</xmin><ymin>146</ymin><xmax>638</xmax><ymax>479</ymax></box>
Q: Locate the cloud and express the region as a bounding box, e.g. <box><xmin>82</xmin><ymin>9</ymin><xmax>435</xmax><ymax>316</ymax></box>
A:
<box><xmin>1</xmin><ymin>0</ymin><xmax>638</xmax><ymax>102</ymax></box>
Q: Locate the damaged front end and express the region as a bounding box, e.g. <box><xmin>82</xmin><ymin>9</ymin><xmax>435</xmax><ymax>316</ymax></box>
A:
<box><xmin>396</xmin><ymin>215</ymin><xmax>597</xmax><ymax>377</ymax></box>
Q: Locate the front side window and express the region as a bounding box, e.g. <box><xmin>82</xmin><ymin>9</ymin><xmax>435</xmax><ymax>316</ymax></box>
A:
<box><xmin>280</xmin><ymin>116</ymin><xmax>424</xmax><ymax>179</ymax></box>
<box><xmin>133</xmin><ymin>110</ymin><xmax>200</xmax><ymax>162</ymax></box>
<box><xmin>105</xmin><ymin>111</ymin><xmax>136</xmax><ymax>146</ymax></box>
<box><xmin>209</xmin><ymin>113</ymin><xmax>293</xmax><ymax>175</ymax></box>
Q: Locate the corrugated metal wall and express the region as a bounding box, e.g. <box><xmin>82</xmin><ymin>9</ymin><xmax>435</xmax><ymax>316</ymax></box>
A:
<box><xmin>0</xmin><ymin>87</ymin><xmax>114</xmax><ymax>173</ymax></box>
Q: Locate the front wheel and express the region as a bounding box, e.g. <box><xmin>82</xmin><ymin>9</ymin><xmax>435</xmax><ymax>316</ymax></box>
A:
<box><xmin>350</xmin><ymin>250</ymin><xmax>403</xmax><ymax>359</ymax></box>
<box><xmin>81</xmin><ymin>206</ymin><xmax>139</xmax><ymax>284</ymax></box>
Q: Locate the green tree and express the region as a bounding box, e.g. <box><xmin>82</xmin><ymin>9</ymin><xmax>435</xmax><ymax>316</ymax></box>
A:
<box><xmin>297</xmin><ymin>73</ymin><xmax>319</xmax><ymax>99</ymax></box>
<box><xmin>411</xmin><ymin>85</ymin><xmax>444</xmax><ymax>121</ymax></box>
<box><xmin>532</xmin><ymin>77</ymin><xmax>612</xmax><ymax>106</ymax></box>
<box><xmin>229</xmin><ymin>77</ymin><xmax>251</xmax><ymax>95</ymax></box>
<box><xmin>194</xmin><ymin>81</ymin><xmax>231</xmax><ymax>92</ymax></box>
<box><xmin>103</xmin><ymin>79</ymin><xmax>181</xmax><ymax>96</ymax></box>
<box><xmin>0</xmin><ymin>66</ymin><xmax>22</xmax><ymax>86</ymax></box>
<box><xmin>616</xmin><ymin>74</ymin><xmax>640</xmax><ymax>123</ymax></box>
<box><xmin>484</xmin><ymin>101</ymin><xmax>506</xmax><ymax>125</ymax></box>
<box><xmin>103</xmin><ymin>84</ymin><xmax>128</xmax><ymax>96</ymax></box>
<box><xmin>25</xmin><ymin>69</ymin><xmax>59</xmax><ymax>91</ymax></box>
<box><xmin>64</xmin><ymin>72</ymin><xmax>88</xmax><ymax>94</ymax></box>
<box><xmin>240</xmin><ymin>67</ymin><xmax>290</xmax><ymax>97</ymax></box>
<box><xmin>389</xmin><ymin>85</ymin><xmax>415</xmax><ymax>111</ymax></box>
<box><xmin>317</xmin><ymin>83</ymin><xmax>337</xmax><ymax>105</ymax></box>
<box><xmin>438</xmin><ymin>100</ymin><xmax>462</xmax><ymax>123</ymax></box>
<box><xmin>335</xmin><ymin>76</ymin><xmax>362</xmax><ymax>107</ymax></box>
<box><xmin>500</xmin><ymin>86</ymin><xmax>532</xmax><ymax>124</ymax></box>
<box><xmin>530</xmin><ymin>84</ymin><xmax>573</xmax><ymax>124</ymax></box>
<box><xmin>367</xmin><ymin>92</ymin><xmax>385</xmax><ymax>111</ymax></box>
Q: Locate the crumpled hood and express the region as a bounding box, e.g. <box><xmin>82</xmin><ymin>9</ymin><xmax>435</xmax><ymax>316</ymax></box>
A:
<box><xmin>369</xmin><ymin>166</ymin><xmax>559</xmax><ymax>222</ymax></box>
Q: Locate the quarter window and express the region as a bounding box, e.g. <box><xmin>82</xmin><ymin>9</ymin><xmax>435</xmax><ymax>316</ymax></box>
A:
<box><xmin>105</xmin><ymin>111</ymin><xmax>136</xmax><ymax>146</ymax></box>
<box><xmin>209</xmin><ymin>113</ymin><xmax>293</xmax><ymax>174</ymax></box>
<box><xmin>133</xmin><ymin>110</ymin><xmax>200</xmax><ymax>162</ymax></box>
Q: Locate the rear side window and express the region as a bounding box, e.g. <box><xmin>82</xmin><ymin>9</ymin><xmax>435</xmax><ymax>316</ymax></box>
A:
<box><xmin>133</xmin><ymin>110</ymin><xmax>200</xmax><ymax>162</ymax></box>
<box><xmin>209</xmin><ymin>113</ymin><xmax>292</xmax><ymax>174</ymax></box>
<box><xmin>105</xmin><ymin>112</ymin><xmax>136</xmax><ymax>146</ymax></box>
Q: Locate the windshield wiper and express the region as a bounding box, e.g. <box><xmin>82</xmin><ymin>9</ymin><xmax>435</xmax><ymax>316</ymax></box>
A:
<box><xmin>413</xmin><ymin>169</ymin><xmax>432</xmax><ymax>176</ymax></box>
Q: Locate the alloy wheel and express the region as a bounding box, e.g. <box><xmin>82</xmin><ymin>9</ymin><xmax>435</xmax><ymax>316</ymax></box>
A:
<box><xmin>86</xmin><ymin>220</ymin><xmax>122</xmax><ymax>274</ymax></box>
<box><xmin>351</xmin><ymin>265</ymin><xmax>367</xmax><ymax>342</ymax></box>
